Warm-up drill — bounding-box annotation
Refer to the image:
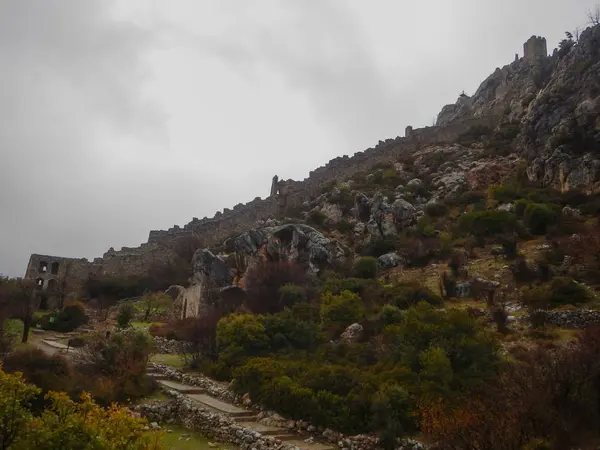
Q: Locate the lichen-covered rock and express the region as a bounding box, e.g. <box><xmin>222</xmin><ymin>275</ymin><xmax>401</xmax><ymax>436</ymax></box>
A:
<box><xmin>320</xmin><ymin>203</ymin><xmax>343</xmax><ymax>224</ymax></box>
<box><xmin>497</xmin><ymin>203</ymin><xmax>515</xmax><ymax>212</ymax></box>
<box><xmin>392</xmin><ymin>199</ymin><xmax>417</xmax><ymax>227</ymax></box>
<box><xmin>378</xmin><ymin>252</ymin><xmax>405</xmax><ymax>269</ymax></box>
<box><xmin>407</xmin><ymin>178</ymin><xmax>423</xmax><ymax>188</ymax></box>
<box><xmin>340</xmin><ymin>323</ymin><xmax>364</xmax><ymax>343</ymax></box>
<box><xmin>433</xmin><ymin>171</ymin><xmax>468</xmax><ymax>198</ymax></box>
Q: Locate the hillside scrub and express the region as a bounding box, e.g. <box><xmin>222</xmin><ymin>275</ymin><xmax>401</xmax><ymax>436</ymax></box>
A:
<box><xmin>420</xmin><ymin>326</ymin><xmax>600</xmax><ymax>450</ymax></box>
<box><xmin>230</xmin><ymin>302</ymin><xmax>500</xmax><ymax>440</ymax></box>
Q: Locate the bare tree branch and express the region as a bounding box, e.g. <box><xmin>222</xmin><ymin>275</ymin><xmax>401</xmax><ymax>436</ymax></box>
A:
<box><xmin>588</xmin><ymin>5</ymin><xmax>600</xmax><ymax>26</ymax></box>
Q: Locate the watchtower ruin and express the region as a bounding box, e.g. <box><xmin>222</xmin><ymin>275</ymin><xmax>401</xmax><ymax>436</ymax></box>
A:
<box><xmin>523</xmin><ymin>36</ymin><xmax>547</xmax><ymax>62</ymax></box>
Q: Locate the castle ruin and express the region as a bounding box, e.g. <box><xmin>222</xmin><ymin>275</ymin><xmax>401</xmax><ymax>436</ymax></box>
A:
<box><xmin>523</xmin><ymin>36</ymin><xmax>547</xmax><ymax>62</ymax></box>
<box><xmin>24</xmin><ymin>35</ymin><xmax>548</xmax><ymax>298</ymax></box>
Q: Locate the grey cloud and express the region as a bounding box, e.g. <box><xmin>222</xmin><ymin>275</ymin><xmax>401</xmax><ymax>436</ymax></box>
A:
<box><xmin>0</xmin><ymin>0</ymin><xmax>167</xmax><ymax>276</ymax></box>
<box><xmin>186</xmin><ymin>0</ymin><xmax>408</xmax><ymax>149</ymax></box>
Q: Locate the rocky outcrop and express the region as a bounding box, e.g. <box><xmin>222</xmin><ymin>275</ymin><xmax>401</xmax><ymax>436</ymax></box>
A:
<box><xmin>521</xmin><ymin>25</ymin><xmax>600</xmax><ymax>192</ymax></box>
<box><xmin>437</xmin><ymin>54</ymin><xmax>555</xmax><ymax>126</ymax></box>
<box><xmin>192</xmin><ymin>249</ymin><xmax>232</xmax><ymax>287</ymax></box>
<box><xmin>227</xmin><ymin>223</ymin><xmax>348</xmax><ymax>275</ymax></box>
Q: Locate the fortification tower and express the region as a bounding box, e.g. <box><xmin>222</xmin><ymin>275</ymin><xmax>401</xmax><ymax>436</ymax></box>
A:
<box><xmin>523</xmin><ymin>36</ymin><xmax>547</xmax><ymax>62</ymax></box>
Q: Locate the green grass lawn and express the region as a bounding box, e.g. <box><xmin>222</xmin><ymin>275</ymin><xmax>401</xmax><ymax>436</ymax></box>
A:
<box><xmin>152</xmin><ymin>425</ymin><xmax>233</xmax><ymax>450</ymax></box>
<box><xmin>150</xmin><ymin>353</ymin><xmax>186</xmax><ymax>369</ymax></box>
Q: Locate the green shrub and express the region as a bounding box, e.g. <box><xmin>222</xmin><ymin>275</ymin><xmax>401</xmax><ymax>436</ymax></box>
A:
<box><xmin>488</xmin><ymin>184</ymin><xmax>523</xmax><ymax>203</ymax></box>
<box><xmin>498</xmin><ymin>236</ymin><xmax>518</xmax><ymax>259</ymax></box>
<box><xmin>41</xmin><ymin>302</ymin><xmax>89</xmax><ymax>333</ymax></box>
<box><xmin>453</xmin><ymin>191</ymin><xmax>487</xmax><ymax>207</ymax></box>
<box><xmin>216</xmin><ymin>314</ymin><xmax>269</xmax><ymax>365</ymax></box>
<box><xmin>278</xmin><ymin>284</ymin><xmax>308</xmax><ymax>308</ymax></box>
<box><xmin>116</xmin><ymin>303</ymin><xmax>135</xmax><ymax>329</ymax></box>
<box><xmin>320</xmin><ymin>290</ymin><xmax>365</xmax><ymax>336</ymax></box>
<box><xmin>414</xmin><ymin>216</ymin><xmax>437</xmax><ymax>237</ymax></box>
<box><xmin>385</xmin><ymin>302</ymin><xmax>500</xmax><ymax>392</ymax></box>
<box><xmin>262</xmin><ymin>309</ymin><xmax>320</xmax><ymax>352</ymax></box>
<box><xmin>372</xmin><ymin>383</ymin><xmax>416</xmax><ymax>449</ymax></box>
<box><xmin>524</xmin><ymin>203</ymin><xmax>560</xmax><ymax>235</ymax></box>
<box><xmin>354</xmin><ymin>257</ymin><xmax>378</xmax><ymax>279</ymax></box>
<box><xmin>322</xmin><ymin>277</ymin><xmax>381</xmax><ymax>298</ymax></box>
<box><xmin>76</xmin><ymin>329</ymin><xmax>155</xmax><ymax>404</ymax></box>
<box><xmin>335</xmin><ymin>219</ymin><xmax>354</xmax><ymax>234</ymax></box>
<box><xmin>360</xmin><ymin>236</ymin><xmax>400</xmax><ymax>257</ymax></box>
<box><xmin>514</xmin><ymin>199</ymin><xmax>531</xmax><ymax>216</ymax></box>
<box><xmin>425</xmin><ymin>202</ymin><xmax>449</xmax><ymax>218</ymax></box>
<box><xmin>382</xmin><ymin>282</ymin><xmax>443</xmax><ymax>309</ymax></box>
<box><xmin>307</xmin><ymin>210</ymin><xmax>327</xmax><ymax>227</ymax></box>
<box><xmin>581</xmin><ymin>198</ymin><xmax>600</xmax><ymax>215</ymax></box>
<box><xmin>379</xmin><ymin>304</ymin><xmax>404</xmax><ymax>326</ymax></box>
<box><xmin>459</xmin><ymin>210</ymin><xmax>518</xmax><ymax>237</ymax></box>
<box><xmin>523</xmin><ymin>277</ymin><xmax>591</xmax><ymax>309</ymax></box>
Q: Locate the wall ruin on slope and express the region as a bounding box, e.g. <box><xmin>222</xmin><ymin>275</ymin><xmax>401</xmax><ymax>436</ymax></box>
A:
<box><xmin>24</xmin><ymin>115</ymin><xmax>498</xmax><ymax>295</ymax></box>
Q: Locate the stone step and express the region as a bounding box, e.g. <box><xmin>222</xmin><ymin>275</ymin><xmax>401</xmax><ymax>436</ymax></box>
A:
<box><xmin>147</xmin><ymin>373</ymin><xmax>169</xmax><ymax>381</ymax></box>
<box><xmin>271</xmin><ymin>434</ymin><xmax>309</xmax><ymax>442</ymax></box>
<box><xmin>187</xmin><ymin>394</ymin><xmax>254</xmax><ymax>418</ymax></box>
<box><xmin>283</xmin><ymin>440</ymin><xmax>335</xmax><ymax>450</ymax></box>
<box><xmin>232</xmin><ymin>415</ymin><xmax>259</xmax><ymax>423</ymax></box>
<box><xmin>42</xmin><ymin>339</ymin><xmax>70</xmax><ymax>350</ymax></box>
<box><xmin>157</xmin><ymin>380</ymin><xmax>205</xmax><ymax>395</ymax></box>
<box><xmin>236</xmin><ymin>422</ymin><xmax>283</xmax><ymax>436</ymax></box>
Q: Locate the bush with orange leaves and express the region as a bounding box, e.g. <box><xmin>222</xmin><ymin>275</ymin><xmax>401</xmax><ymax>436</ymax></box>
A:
<box><xmin>420</xmin><ymin>326</ymin><xmax>600</xmax><ymax>450</ymax></box>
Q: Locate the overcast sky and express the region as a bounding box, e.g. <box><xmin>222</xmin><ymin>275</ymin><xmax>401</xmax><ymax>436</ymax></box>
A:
<box><xmin>0</xmin><ymin>0</ymin><xmax>597</xmax><ymax>277</ymax></box>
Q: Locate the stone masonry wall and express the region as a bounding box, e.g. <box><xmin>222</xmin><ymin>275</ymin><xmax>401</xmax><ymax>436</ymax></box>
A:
<box><xmin>25</xmin><ymin>115</ymin><xmax>498</xmax><ymax>291</ymax></box>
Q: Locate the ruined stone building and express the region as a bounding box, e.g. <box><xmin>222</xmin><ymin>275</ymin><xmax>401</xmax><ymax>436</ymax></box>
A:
<box><xmin>24</xmin><ymin>254</ymin><xmax>96</xmax><ymax>309</ymax></box>
<box><xmin>523</xmin><ymin>36</ymin><xmax>547</xmax><ymax>62</ymax></box>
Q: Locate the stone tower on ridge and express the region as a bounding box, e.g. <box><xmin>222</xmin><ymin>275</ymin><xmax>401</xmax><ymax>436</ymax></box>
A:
<box><xmin>523</xmin><ymin>36</ymin><xmax>547</xmax><ymax>62</ymax></box>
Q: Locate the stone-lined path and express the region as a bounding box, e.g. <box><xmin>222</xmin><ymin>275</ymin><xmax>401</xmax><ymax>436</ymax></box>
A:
<box><xmin>147</xmin><ymin>367</ymin><xmax>334</xmax><ymax>450</ymax></box>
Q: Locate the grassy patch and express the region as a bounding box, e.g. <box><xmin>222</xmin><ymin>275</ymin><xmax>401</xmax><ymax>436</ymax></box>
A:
<box><xmin>156</xmin><ymin>425</ymin><xmax>233</xmax><ymax>450</ymax></box>
<box><xmin>5</xmin><ymin>319</ymin><xmax>23</xmax><ymax>337</ymax></box>
<box><xmin>132</xmin><ymin>321</ymin><xmax>165</xmax><ymax>331</ymax></box>
<box><xmin>150</xmin><ymin>353</ymin><xmax>186</xmax><ymax>369</ymax></box>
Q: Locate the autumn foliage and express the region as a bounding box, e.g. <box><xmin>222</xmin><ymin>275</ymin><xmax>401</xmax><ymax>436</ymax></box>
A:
<box><xmin>420</xmin><ymin>326</ymin><xmax>600</xmax><ymax>449</ymax></box>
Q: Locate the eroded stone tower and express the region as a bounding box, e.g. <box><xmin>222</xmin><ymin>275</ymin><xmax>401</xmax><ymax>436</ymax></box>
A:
<box><xmin>523</xmin><ymin>36</ymin><xmax>547</xmax><ymax>62</ymax></box>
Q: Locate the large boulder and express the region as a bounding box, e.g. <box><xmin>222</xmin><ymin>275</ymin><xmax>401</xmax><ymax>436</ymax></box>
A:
<box><xmin>339</xmin><ymin>323</ymin><xmax>364</xmax><ymax>344</ymax></box>
<box><xmin>391</xmin><ymin>198</ymin><xmax>417</xmax><ymax>227</ymax></box>
<box><xmin>227</xmin><ymin>223</ymin><xmax>347</xmax><ymax>275</ymax></box>
<box><xmin>320</xmin><ymin>203</ymin><xmax>343</xmax><ymax>224</ymax></box>
<box><xmin>191</xmin><ymin>249</ymin><xmax>233</xmax><ymax>287</ymax></box>
<box><xmin>378</xmin><ymin>252</ymin><xmax>405</xmax><ymax>269</ymax></box>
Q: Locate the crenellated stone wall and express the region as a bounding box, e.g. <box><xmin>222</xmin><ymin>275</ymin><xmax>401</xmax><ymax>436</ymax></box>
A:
<box><xmin>24</xmin><ymin>114</ymin><xmax>498</xmax><ymax>294</ymax></box>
